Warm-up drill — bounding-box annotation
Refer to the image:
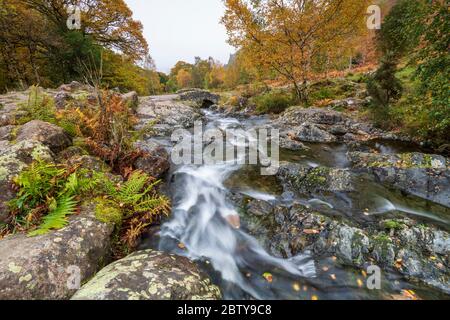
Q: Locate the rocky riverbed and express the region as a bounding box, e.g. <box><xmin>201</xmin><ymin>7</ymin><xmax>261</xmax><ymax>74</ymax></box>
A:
<box><xmin>0</xmin><ymin>85</ymin><xmax>448</xmax><ymax>300</ymax></box>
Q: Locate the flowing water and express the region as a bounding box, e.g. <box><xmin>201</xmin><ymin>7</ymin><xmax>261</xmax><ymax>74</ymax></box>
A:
<box><xmin>140</xmin><ymin>110</ymin><xmax>450</xmax><ymax>300</ymax></box>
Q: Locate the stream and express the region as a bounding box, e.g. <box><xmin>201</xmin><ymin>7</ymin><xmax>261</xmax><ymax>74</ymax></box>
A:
<box><xmin>140</xmin><ymin>109</ymin><xmax>450</xmax><ymax>300</ymax></box>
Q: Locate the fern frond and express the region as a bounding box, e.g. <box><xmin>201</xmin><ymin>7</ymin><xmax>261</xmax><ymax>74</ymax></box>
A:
<box><xmin>29</xmin><ymin>195</ymin><xmax>77</xmax><ymax>237</ymax></box>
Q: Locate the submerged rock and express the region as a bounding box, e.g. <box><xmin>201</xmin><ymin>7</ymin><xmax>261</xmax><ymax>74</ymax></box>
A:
<box><xmin>0</xmin><ymin>204</ymin><xmax>113</xmax><ymax>300</ymax></box>
<box><xmin>16</xmin><ymin>120</ymin><xmax>72</xmax><ymax>153</ymax></box>
<box><xmin>71</xmin><ymin>250</ymin><xmax>221</xmax><ymax>300</ymax></box>
<box><xmin>348</xmin><ymin>152</ymin><xmax>450</xmax><ymax>207</ymax></box>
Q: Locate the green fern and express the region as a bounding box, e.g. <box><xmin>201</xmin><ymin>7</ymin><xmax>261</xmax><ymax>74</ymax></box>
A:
<box><xmin>28</xmin><ymin>195</ymin><xmax>77</xmax><ymax>236</ymax></box>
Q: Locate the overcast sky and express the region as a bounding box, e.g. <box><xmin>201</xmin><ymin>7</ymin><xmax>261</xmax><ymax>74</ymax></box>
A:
<box><xmin>125</xmin><ymin>0</ymin><xmax>235</xmax><ymax>73</ymax></box>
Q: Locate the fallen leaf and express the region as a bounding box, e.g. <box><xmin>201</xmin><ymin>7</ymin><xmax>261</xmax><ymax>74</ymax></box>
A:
<box><xmin>263</xmin><ymin>272</ymin><xmax>273</xmax><ymax>283</ymax></box>
<box><xmin>311</xmin><ymin>295</ymin><xmax>319</xmax><ymax>301</ymax></box>
<box><xmin>330</xmin><ymin>274</ymin><xmax>337</xmax><ymax>281</ymax></box>
<box><xmin>225</xmin><ymin>214</ymin><xmax>241</xmax><ymax>229</ymax></box>
<box><xmin>356</xmin><ymin>279</ymin><xmax>364</xmax><ymax>288</ymax></box>
<box><xmin>391</xmin><ymin>290</ymin><xmax>421</xmax><ymax>301</ymax></box>
<box><xmin>178</xmin><ymin>243</ymin><xmax>186</xmax><ymax>249</ymax></box>
<box><xmin>292</xmin><ymin>283</ymin><xmax>301</xmax><ymax>292</ymax></box>
<box><xmin>322</xmin><ymin>266</ymin><xmax>329</xmax><ymax>272</ymax></box>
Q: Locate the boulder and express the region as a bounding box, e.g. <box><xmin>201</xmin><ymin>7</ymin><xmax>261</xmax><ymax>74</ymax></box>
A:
<box><xmin>71</xmin><ymin>250</ymin><xmax>221</xmax><ymax>300</ymax></box>
<box><xmin>0</xmin><ymin>203</ymin><xmax>113</xmax><ymax>300</ymax></box>
<box><xmin>16</xmin><ymin>120</ymin><xmax>72</xmax><ymax>153</ymax></box>
<box><xmin>279</xmin><ymin>107</ymin><xmax>347</xmax><ymax>127</ymax></box>
<box><xmin>136</xmin><ymin>95</ymin><xmax>203</xmax><ymax>136</ymax></box>
<box><xmin>0</xmin><ymin>140</ymin><xmax>54</xmax><ymax>223</ymax></box>
<box><xmin>277</xmin><ymin>162</ymin><xmax>354</xmax><ymax>193</ymax></box>
<box><xmin>348</xmin><ymin>152</ymin><xmax>450</xmax><ymax>207</ymax></box>
<box><xmin>134</xmin><ymin>141</ymin><xmax>170</xmax><ymax>179</ymax></box>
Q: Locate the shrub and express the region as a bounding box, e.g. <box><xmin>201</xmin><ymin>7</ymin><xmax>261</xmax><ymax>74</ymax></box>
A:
<box><xmin>253</xmin><ymin>91</ymin><xmax>295</xmax><ymax>114</ymax></box>
<box><xmin>8</xmin><ymin>160</ymin><xmax>101</xmax><ymax>236</ymax></box>
<box><xmin>367</xmin><ymin>58</ymin><xmax>403</xmax><ymax>108</ymax></box>
<box><xmin>70</xmin><ymin>91</ymin><xmax>142</xmax><ymax>174</ymax></box>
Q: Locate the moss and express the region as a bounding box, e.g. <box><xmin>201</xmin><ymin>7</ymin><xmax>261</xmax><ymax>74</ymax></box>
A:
<box><xmin>373</xmin><ymin>233</ymin><xmax>392</xmax><ymax>244</ymax></box>
<box><xmin>302</xmin><ymin>168</ymin><xmax>329</xmax><ymax>186</ymax></box>
<box><xmin>94</xmin><ymin>198</ymin><xmax>123</xmax><ymax>226</ymax></box>
<box><xmin>422</xmin><ymin>154</ymin><xmax>433</xmax><ymax>168</ymax></box>
<box><xmin>369</xmin><ymin>161</ymin><xmax>392</xmax><ymax>167</ymax></box>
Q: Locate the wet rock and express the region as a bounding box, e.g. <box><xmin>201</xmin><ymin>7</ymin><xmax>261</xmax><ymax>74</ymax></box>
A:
<box><xmin>348</xmin><ymin>152</ymin><xmax>450</xmax><ymax>207</ymax></box>
<box><xmin>0</xmin><ymin>140</ymin><xmax>54</xmax><ymax>223</ymax></box>
<box><xmin>178</xmin><ymin>89</ymin><xmax>220</xmax><ymax>108</ymax></box>
<box><xmin>121</xmin><ymin>91</ymin><xmax>139</xmax><ymax>111</ymax></box>
<box><xmin>134</xmin><ymin>141</ymin><xmax>170</xmax><ymax>179</ymax></box>
<box><xmin>0</xmin><ymin>125</ymin><xmax>16</xmax><ymax>140</ymax></box>
<box><xmin>71</xmin><ymin>250</ymin><xmax>221</xmax><ymax>300</ymax></box>
<box><xmin>237</xmin><ymin>199</ymin><xmax>450</xmax><ymax>294</ymax></box>
<box><xmin>0</xmin><ymin>203</ymin><xmax>113</xmax><ymax>300</ymax></box>
<box><xmin>16</xmin><ymin>120</ymin><xmax>72</xmax><ymax>153</ymax></box>
<box><xmin>279</xmin><ymin>133</ymin><xmax>309</xmax><ymax>151</ymax></box>
<box><xmin>277</xmin><ymin>162</ymin><xmax>354</xmax><ymax>193</ymax></box>
<box><xmin>293</xmin><ymin>123</ymin><xmax>337</xmax><ymax>143</ymax></box>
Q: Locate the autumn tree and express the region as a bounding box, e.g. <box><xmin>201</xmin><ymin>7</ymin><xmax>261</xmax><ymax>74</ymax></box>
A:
<box><xmin>0</xmin><ymin>0</ymin><xmax>150</xmax><ymax>92</ymax></box>
<box><xmin>208</xmin><ymin>61</ymin><xmax>226</xmax><ymax>89</ymax></box>
<box><xmin>24</xmin><ymin>0</ymin><xmax>148</xmax><ymax>61</ymax></box>
<box><xmin>222</xmin><ymin>0</ymin><xmax>370</xmax><ymax>101</ymax></box>
<box><xmin>176</xmin><ymin>69</ymin><xmax>194</xmax><ymax>89</ymax></box>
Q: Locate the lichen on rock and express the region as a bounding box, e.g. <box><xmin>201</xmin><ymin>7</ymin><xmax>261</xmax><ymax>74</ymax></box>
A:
<box><xmin>71</xmin><ymin>249</ymin><xmax>221</xmax><ymax>300</ymax></box>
